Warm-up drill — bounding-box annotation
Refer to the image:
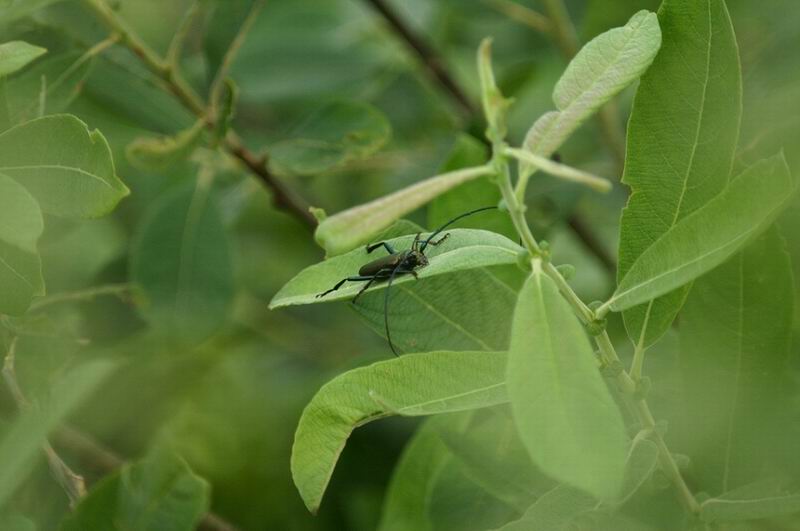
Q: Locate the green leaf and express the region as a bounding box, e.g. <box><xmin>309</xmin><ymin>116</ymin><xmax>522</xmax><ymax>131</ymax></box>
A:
<box><xmin>291</xmin><ymin>350</ymin><xmax>507</xmax><ymax>513</ymax></box>
<box><xmin>270</xmin><ymin>229</ymin><xmax>522</xmax><ymax>308</ymax></box>
<box><xmin>0</xmin><ymin>41</ymin><xmax>46</xmax><ymax>77</ymax></box>
<box><xmin>352</xmin><ymin>270</ymin><xmax>516</xmax><ymax>353</ymax></box>
<box><xmin>269</xmin><ymin>100</ymin><xmax>391</xmax><ymax>175</ymax></box>
<box><xmin>618</xmin><ymin>0</ymin><xmax>743</xmax><ymax>348</ymax></box>
<box><xmin>4</xmin><ymin>50</ymin><xmax>95</xmax><ymax>125</ymax></box>
<box><xmin>520</xmin><ymin>10</ymin><xmax>661</xmax><ymax>177</ymax></box>
<box><xmin>126</xmin><ymin>119</ymin><xmax>206</xmax><ymax>171</ymax></box>
<box><xmin>679</xmin><ymin>227</ymin><xmax>795</xmax><ymax>493</ymax></box>
<box><xmin>130</xmin><ymin>181</ymin><xmax>235</xmax><ymax>345</ymax></box>
<box><xmin>494</xmin><ymin>484</ymin><xmax>596</xmax><ymax>531</ymax></box>
<box><xmin>0</xmin><ymin>0</ymin><xmax>68</xmax><ymax>23</ymax></box>
<box><xmin>314</xmin><ymin>165</ymin><xmax>494</xmax><ymax>256</ymax></box>
<box><xmin>0</xmin><ymin>173</ymin><xmax>44</xmax><ymax>314</ymax></box>
<box><xmin>700</xmin><ymin>483</ymin><xmax>800</xmax><ymax>523</ymax></box>
<box><xmin>379</xmin><ymin>414</ymin><xmax>472</xmax><ymax>531</ymax></box>
<box><xmin>607</xmin><ymin>154</ymin><xmax>797</xmax><ymax>312</ymax></box>
<box><xmin>61</xmin><ymin>446</ymin><xmax>210</xmax><ymax>531</ymax></box>
<box><xmin>0</xmin><ymin>115</ymin><xmax>129</xmax><ymax>218</ymax></box>
<box><xmin>0</xmin><ymin>514</ymin><xmax>35</xmax><ymax>531</ymax></box>
<box><xmin>0</xmin><ymin>359</ymin><xmax>116</xmax><ymax>506</ymax></box>
<box><xmin>439</xmin><ymin>408</ymin><xmax>551</xmax><ymax>512</ymax></box>
<box><xmin>507</xmin><ymin>269</ymin><xmax>627</xmax><ymax>500</ymax></box>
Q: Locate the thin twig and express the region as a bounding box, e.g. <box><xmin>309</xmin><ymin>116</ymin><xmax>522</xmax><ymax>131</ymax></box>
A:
<box><xmin>361</xmin><ymin>0</ymin><xmax>478</xmax><ymax>119</ymax></box>
<box><xmin>483</xmin><ymin>0</ymin><xmax>552</xmax><ymax>36</ymax></box>
<box><xmin>29</xmin><ymin>283</ymin><xmax>132</xmax><ymax>312</ymax></box>
<box><xmin>210</xmin><ymin>0</ymin><xmax>265</xmax><ymax>101</ymax></box>
<box><xmin>81</xmin><ymin>0</ymin><xmax>316</xmax><ymax>229</ymax></box>
<box><xmin>3</xmin><ymin>338</ymin><xmax>87</xmax><ymax>508</ymax></box>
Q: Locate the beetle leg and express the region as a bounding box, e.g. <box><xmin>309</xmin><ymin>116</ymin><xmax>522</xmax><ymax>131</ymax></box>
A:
<box><xmin>352</xmin><ymin>275</ymin><xmax>381</xmax><ymax>303</ymax></box>
<box><xmin>366</xmin><ymin>241</ymin><xmax>397</xmax><ymax>254</ymax></box>
<box><xmin>315</xmin><ymin>275</ymin><xmax>375</xmax><ymax>298</ymax></box>
<box><xmin>428</xmin><ymin>232</ymin><xmax>450</xmax><ymax>246</ymax></box>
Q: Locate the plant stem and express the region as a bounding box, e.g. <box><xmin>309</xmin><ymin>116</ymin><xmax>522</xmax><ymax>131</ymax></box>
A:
<box><xmin>493</xmin><ymin>148</ymin><xmax>700</xmax><ymax>515</ymax></box>
<box><xmin>504</xmin><ymin>146</ymin><xmax>612</xmax><ymax>193</ymax></box>
<box><xmin>3</xmin><ymin>338</ymin><xmax>87</xmax><ymax>508</ymax></box>
<box><xmin>81</xmin><ymin>0</ymin><xmax>317</xmax><ymax>229</ymax></box>
<box><xmin>483</xmin><ymin>0</ymin><xmax>552</xmax><ymax>36</ymax></box>
<box><xmin>29</xmin><ymin>283</ymin><xmax>132</xmax><ymax>311</ymax></box>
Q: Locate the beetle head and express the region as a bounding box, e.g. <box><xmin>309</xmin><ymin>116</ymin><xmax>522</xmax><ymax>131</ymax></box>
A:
<box><xmin>405</xmin><ymin>250</ymin><xmax>428</xmax><ymax>269</ymax></box>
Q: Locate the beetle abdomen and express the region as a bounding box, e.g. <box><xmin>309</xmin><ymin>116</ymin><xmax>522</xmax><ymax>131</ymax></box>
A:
<box><xmin>359</xmin><ymin>253</ymin><xmax>403</xmax><ymax>276</ymax></box>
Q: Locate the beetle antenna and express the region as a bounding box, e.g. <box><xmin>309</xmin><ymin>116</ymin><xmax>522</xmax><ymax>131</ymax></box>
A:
<box><xmin>384</xmin><ymin>264</ymin><xmax>403</xmax><ymax>357</ymax></box>
<box><xmin>419</xmin><ymin>206</ymin><xmax>497</xmax><ymax>252</ymax></box>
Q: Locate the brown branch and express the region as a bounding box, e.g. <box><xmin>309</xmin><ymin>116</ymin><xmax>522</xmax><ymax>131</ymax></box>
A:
<box><xmin>362</xmin><ymin>0</ymin><xmax>478</xmax><ymax>119</ymax></box>
<box><xmin>82</xmin><ymin>0</ymin><xmax>316</xmax><ymax>230</ymax></box>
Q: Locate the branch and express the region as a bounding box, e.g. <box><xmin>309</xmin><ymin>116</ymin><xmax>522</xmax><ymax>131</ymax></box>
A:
<box><xmin>361</xmin><ymin>0</ymin><xmax>477</xmax><ymax>119</ymax></box>
<box><xmin>82</xmin><ymin>0</ymin><xmax>316</xmax><ymax>229</ymax></box>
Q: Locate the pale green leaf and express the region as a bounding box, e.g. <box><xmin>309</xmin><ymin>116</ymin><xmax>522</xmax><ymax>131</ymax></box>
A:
<box><xmin>131</xmin><ymin>181</ymin><xmax>235</xmax><ymax>345</ymax></box>
<box><xmin>314</xmin><ymin>165</ymin><xmax>494</xmax><ymax>256</ymax></box>
<box><xmin>0</xmin><ymin>114</ymin><xmax>129</xmax><ymax>218</ymax></box>
<box><xmin>701</xmin><ymin>482</ymin><xmax>800</xmax><ymax>523</ymax></box>
<box><xmin>270</xmin><ymin>100</ymin><xmax>391</xmax><ymax>175</ymax></box>
<box><xmin>0</xmin><ymin>41</ymin><xmax>46</xmax><ymax>77</ymax></box>
<box><xmin>126</xmin><ymin>119</ymin><xmax>206</xmax><ymax>171</ymax></box>
<box><xmin>291</xmin><ymin>350</ymin><xmax>507</xmax><ymax>513</ymax></box>
<box><xmin>0</xmin><ymin>359</ymin><xmax>116</xmax><ymax>506</ymax></box>
<box><xmin>61</xmin><ymin>446</ymin><xmax>210</xmax><ymax>531</ymax></box>
<box><xmin>494</xmin><ymin>484</ymin><xmax>595</xmax><ymax>531</ymax></box>
<box><xmin>352</xmin><ymin>270</ymin><xmax>516</xmax><ymax>353</ymax></box>
<box><xmin>0</xmin><ymin>514</ymin><xmax>35</xmax><ymax>531</ymax></box>
<box><xmin>679</xmin><ymin>227</ymin><xmax>794</xmax><ymax>493</ymax></box>
<box><xmin>507</xmin><ymin>270</ymin><xmax>627</xmax><ymax>500</ymax></box>
<box><xmin>0</xmin><ymin>173</ymin><xmax>44</xmax><ymax>314</ymax></box>
<box><xmin>270</xmin><ymin>229</ymin><xmax>522</xmax><ymax>308</ymax></box>
<box><xmin>618</xmin><ymin>0</ymin><xmax>743</xmax><ymax>347</ymax></box>
<box><xmin>607</xmin><ymin>154</ymin><xmax>796</xmax><ymax>312</ymax></box>
<box><xmin>616</xmin><ymin>438</ymin><xmax>659</xmax><ymax>505</ymax></box>
<box><xmin>521</xmin><ymin>10</ymin><xmax>661</xmax><ymax>177</ymax></box>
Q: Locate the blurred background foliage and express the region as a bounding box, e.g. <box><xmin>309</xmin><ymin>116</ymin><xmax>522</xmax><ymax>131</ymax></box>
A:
<box><xmin>0</xmin><ymin>0</ymin><xmax>798</xmax><ymax>529</ymax></box>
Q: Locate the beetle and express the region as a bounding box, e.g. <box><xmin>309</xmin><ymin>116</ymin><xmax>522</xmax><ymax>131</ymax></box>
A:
<box><xmin>315</xmin><ymin>206</ymin><xmax>497</xmax><ymax>355</ymax></box>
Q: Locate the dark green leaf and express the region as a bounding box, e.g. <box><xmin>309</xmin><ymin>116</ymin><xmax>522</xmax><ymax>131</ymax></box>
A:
<box><xmin>617</xmin><ymin>0</ymin><xmax>742</xmax><ymax>347</ymax></box>
<box><xmin>269</xmin><ymin>100</ymin><xmax>391</xmax><ymax>175</ymax></box>
<box><xmin>61</xmin><ymin>446</ymin><xmax>210</xmax><ymax>531</ymax></box>
<box><xmin>130</xmin><ymin>181</ymin><xmax>235</xmax><ymax>345</ymax></box>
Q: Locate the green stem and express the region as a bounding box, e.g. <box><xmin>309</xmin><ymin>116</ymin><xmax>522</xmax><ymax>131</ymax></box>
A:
<box><xmin>493</xmin><ymin>141</ymin><xmax>700</xmax><ymax>516</ymax></box>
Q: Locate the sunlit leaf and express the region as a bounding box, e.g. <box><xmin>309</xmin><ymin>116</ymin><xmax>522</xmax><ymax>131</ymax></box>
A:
<box><xmin>0</xmin><ymin>41</ymin><xmax>46</xmax><ymax>77</ymax></box>
<box><xmin>616</xmin><ymin>437</ymin><xmax>659</xmax><ymax>505</ymax></box>
<box><xmin>130</xmin><ymin>181</ymin><xmax>235</xmax><ymax>345</ymax></box>
<box><xmin>61</xmin><ymin>446</ymin><xmax>210</xmax><ymax>531</ymax></box>
<box><xmin>314</xmin><ymin>165</ymin><xmax>495</xmax><ymax>256</ymax></box>
<box><xmin>0</xmin><ymin>173</ymin><xmax>44</xmax><ymax>314</ymax></box>
<box><xmin>507</xmin><ymin>270</ymin><xmax>627</xmax><ymax>500</ymax></box>
<box><xmin>0</xmin><ymin>114</ymin><xmax>129</xmax><ymax>218</ymax></box>
<box><xmin>0</xmin><ymin>359</ymin><xmax>116</xmax><ymax>506</ymax></box>
<box><xmin>618</xmin><ymin>0</ymin><xmax>742</xmax><ymax>347</ymax></box>
<box><xmin>607</xmin><ymin>154</ymin><xmax>796</xmax><ymax>312</ymax></box>
<box><xmin>679</xmin><ymin>228</ymin><xmax>794</xmax><ymax>493</ymax></box>
<box><xmin>270</xmin><ymin>229</ymin><xmax>522</xmax><ymax>308</ymax></box>
<box><xmin>126</xmin><ymin>119</ymin><xmax>206</xmax><ymax>171</ymax></box>
<box><xmin>270</xmin><ymin>100</ymin><xmax>390</xmax><ymax>176</ymax></box>
<box><xmin>521</xmin><ymin>10</ymin><xmax>661</xmax><ymax>177</ymax></box>
<box><xmin>291</xmin><ymin>350</ymin><xmax>507</xmax><ymax>513</ymax></box>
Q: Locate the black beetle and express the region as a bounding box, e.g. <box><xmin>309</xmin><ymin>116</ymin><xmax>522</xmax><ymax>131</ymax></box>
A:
<box><xmin>316</xmin><ymin>206</ymin><xmax>497</xmax><ymax>355</ymax></box>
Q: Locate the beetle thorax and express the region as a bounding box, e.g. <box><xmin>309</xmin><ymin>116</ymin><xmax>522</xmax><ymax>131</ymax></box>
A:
<box><xmin>403</xmin><ymin>250</ymin><xmax>428</xmax><ymax>269</ymax></box>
